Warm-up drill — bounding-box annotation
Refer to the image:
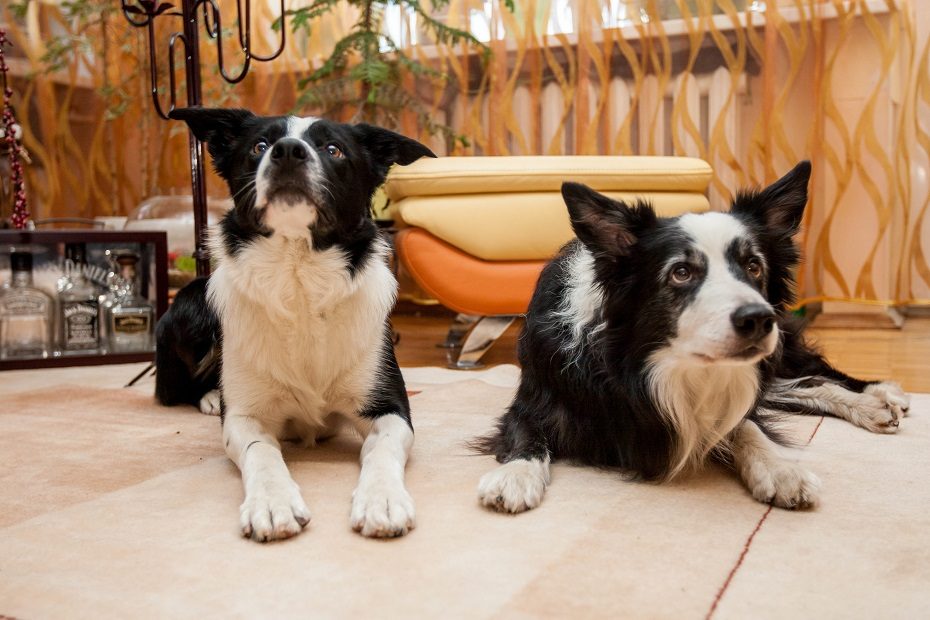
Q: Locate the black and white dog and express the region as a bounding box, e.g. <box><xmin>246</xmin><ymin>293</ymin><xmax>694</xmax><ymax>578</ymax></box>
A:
<box><xmin>155</xmin><ymin>107</ymin><xmax>434</xmax><ymax>541</ymax></box>
<box><xmin>476</xmin><ymin>162</ymin><xmax>910</xmax><ymax>513</ymax></box>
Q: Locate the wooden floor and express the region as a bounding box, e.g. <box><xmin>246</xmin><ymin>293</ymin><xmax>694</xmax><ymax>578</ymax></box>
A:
<box><xmin>392</xmin><ymin>310</ymin><xmax>930</xmax><ymax>393</ymax></box>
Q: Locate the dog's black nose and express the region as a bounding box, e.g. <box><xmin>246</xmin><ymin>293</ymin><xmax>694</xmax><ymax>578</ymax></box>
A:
<box><xmin>731</xmin><ymin>304</ymin><xmax>776</xmax><ymax>340</ymax></box>
<box><xmin>271</xmin><ymin>138</ymin><xmax>309</xmax><ymax>165</ymax></box>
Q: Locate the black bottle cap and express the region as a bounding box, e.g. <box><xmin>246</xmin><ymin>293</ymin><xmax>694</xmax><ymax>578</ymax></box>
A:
<box><xmin>64</xmin><ymin>242</ymin><xmax>87</xmax><ymax>265</ymax></box>
<box><xmin>10</xmin><ymin>251</ymin><xmax>33</xmax><ymax>273</ymax></box>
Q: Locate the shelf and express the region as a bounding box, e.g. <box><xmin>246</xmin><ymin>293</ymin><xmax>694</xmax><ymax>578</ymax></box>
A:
<box><xmin>0</xmin><ymin>351</ymin><xmax>154</xmax><ymax>371</ymax></box>
<box><xmin>0</xmin><ymin>229</ymin><xmax>168</xmax><ymax>372</ymax></box>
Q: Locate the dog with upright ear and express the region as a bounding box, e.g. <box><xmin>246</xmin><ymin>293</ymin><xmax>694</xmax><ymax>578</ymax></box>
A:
<box><xmin>730</xmin><ymin>160</ymin><xmax>811</xmax><ymax>313</ymax></box>
<box><xmin>474</xmin><ymin>160</ymin><xmax>908</xmax><ymax>515</ymax></box>
<box><xmin>350</xmin><ymin>123</ymin><xmax>436</xmax><ymax>185</ymax></box>
<box><xmin>155</xmin><ymin>108</ymin><xmax>436</xmax><ymax>541</ymax></box>
<box><xmin>731</xmin><ymin>160</ymin><xmax>811</xmax><ymax>235</ymax></box>
<box><xmin>169</xmin><ymin>107</ymin><xmax>435</xmax><ymax>189</ymax></box>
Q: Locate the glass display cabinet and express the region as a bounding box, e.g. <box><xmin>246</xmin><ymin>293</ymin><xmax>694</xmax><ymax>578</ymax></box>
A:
<box><xmin>0</xmin><ymin>229</ymin><xmax>168</xmax><ymax>370</ymax></box>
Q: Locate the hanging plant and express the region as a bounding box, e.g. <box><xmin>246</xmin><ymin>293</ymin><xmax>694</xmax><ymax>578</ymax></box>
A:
<box><xmin>277</xmin><ymin>0</ymin><xmax>513</xmax><ymax>148</ymax></box>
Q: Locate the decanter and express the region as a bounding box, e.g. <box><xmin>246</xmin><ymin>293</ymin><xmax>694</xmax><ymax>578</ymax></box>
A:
<box><xmin>107</xmin><ymin>252</ymin><xmax>154</xmax><ymax>353</ymax></box>
<box><xmin>1</xmin><ymin>251</ymin><xmax>54</xmax><ymax>360</ymax></box>
<box><xmin>57</xmin><ymin>243</ymin><xmax>101</xmax><ymax>354</ymax></box>
<box><xmin>97</xmin><ymin>249</ymin><xmax>122</xmax><ymax>354</ymax></box>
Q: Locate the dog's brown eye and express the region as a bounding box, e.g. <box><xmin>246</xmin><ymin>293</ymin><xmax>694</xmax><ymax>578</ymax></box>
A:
<box><xmin>747</xmin><ymin>258</ymin><xmax>763</xmax><ymax>279</ymax></box>
<box><xmin>671</xmin><ymin>264</ymin><xmax>692</xmax><ymax>284</ymax></box>
<box><xmin>326</xmin><ymin>144</ymin><xmax>344</xmax><ymax>158</ymax></box>
<box><xmin>252</xmin><ymin>140</ymin><xmax>268</xmax><ymax>155</ymax></box>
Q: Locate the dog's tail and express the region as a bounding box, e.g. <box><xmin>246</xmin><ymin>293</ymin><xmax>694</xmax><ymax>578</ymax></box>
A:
<box><xmin>466</xmin><ymin>431</ymin><xmax>505</xmax><ymax>459</ymax></box>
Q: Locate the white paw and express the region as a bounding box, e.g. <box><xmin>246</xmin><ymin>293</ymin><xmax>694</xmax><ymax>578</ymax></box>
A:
<box><xmin>478</xmin><ymin>457</ymin><xmax>550</xmax><ymax>514</ymax></box>
<box><xmin>199</xmin><ymin>390</ymin><xmax>222</xmax><ymax>416</ymax></box>
<box><xmin>350</xmin><ymin>480</ymin><xmax>416</xmax><ymax>538</ymax></box>
<box><xmin>848</xmin><ymin>391</ymin><xmax>903</xmax><ymax>434</ymax></box>
<box><xmin>240</xmin><ymin>478</ymin><xmax>311</xmax><ymax>542</ymax></box>
<box><xmin>865</xmin><ymin>382</ymin><xmax>910</xmax><ymax>420</ymax></box>
<box><xmin>744</xmin><ymin>460</ymin><xmax>821</xmax><ymax>510</ymax></box>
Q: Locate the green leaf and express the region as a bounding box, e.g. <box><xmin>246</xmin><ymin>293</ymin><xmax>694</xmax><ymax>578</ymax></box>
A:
<box><xmin>350</xmin><ymin>59</ymin><xmax>391</xmax><ymax>85</ymax></box>
<box><xmin>11</xmin><ymin>1</ymin><xmax>30</xmax><ymax>19</ymax></box>
<box><xmin>174</xmin><ymin>255</ymin><xmax>197</xmax><ymax>273</ymax></box>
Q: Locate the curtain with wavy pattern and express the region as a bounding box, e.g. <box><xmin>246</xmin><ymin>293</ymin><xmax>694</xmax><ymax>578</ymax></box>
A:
<box><xmin>2</xmin><ymin>0</ymin><xmax>929</xmax><ymax>307</ymax></box>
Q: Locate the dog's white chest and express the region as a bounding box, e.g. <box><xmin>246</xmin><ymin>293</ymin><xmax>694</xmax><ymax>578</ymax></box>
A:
<box><xmin>208</xmin><ymin>234</ymin><xmax>396</xmax><ymax>423</ymax></box>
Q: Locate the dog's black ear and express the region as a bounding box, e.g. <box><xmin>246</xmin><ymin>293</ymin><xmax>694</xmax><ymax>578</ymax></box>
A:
<box><xmin>734</xmin><ymin>161</ymin><xmax>811</xmax><ymax>234</ymax></box>
<box><xmin>169</xmin><ymin>107</ymin><xmax>256</xmax><ymax>175</ymax></box>
<box><xmin>351</xmin><ymin>124</ymin><xmax>436</xmax><ymax>184</ymax></box>
<box><xmin>561</xmin><ymin>182</ymin><xmax>655</xmax><ymax>257</ymax></box>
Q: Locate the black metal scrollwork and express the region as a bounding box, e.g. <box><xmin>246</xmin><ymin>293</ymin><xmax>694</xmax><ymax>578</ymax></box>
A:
<box><xmin>120</xmin><ymin>0</ymin><xmax>287</xmax><ymax>276</ymax></box>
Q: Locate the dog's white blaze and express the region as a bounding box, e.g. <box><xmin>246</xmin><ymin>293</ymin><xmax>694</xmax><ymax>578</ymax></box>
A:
<box><xmin>286</xmin><ymin>115</ymin><xmax>317</xmax><ymax>138</ymax></box>
<box><xmin>671</xmin><ymin>212</ymin><xmax>779</xmax><ymax>360</ymax></box>
<box><xmin>552</xmin><ymin>245</ymin><xmax>605</xmax><ymax>352</ymax></box>
<box><xmin>646</xmin><ymin>347</ymin><xmax>759</xmax><ymax>478</ymax></box>
<box><xmin>254</xmin><ymin>115</ymin><xmax>321</xmax><ymax>213</ymax></box>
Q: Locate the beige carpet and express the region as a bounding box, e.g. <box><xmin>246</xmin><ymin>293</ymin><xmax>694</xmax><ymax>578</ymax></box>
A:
<box><xmin>0</xmin><ymin>363</ymin><xmax>928</xmax><ymax>619</ymax></box>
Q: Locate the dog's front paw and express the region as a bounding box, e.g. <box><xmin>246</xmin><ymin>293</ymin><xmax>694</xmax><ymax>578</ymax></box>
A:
<box><xmin>848</xmin><ymin>391</ymin><xmax>904</xmax><ymax>434</ymax></box>
<box><xmin>240</xmin><ymin>479</ymin><xmax>311</xmax><ymax>542</ymax></box>
<box><xmin>199</xmin><ymin>390</ymin><xmax>222</xmax><ymax>416</ymax></box>
<box><xmin>350</xmin><ymin>481</ymin><xmax>415</xmax><ymax>538</ymax></box>
<box><xmin>865</xmin><ymin>382</ymin><xmax>910</xmax><ymax>420</ymax></box>
<box><xmin>745</xmin><ymin>460</ymin><xmax>821</xmax><ymax>510</ymax></box>
<box><xmin>478</xmin><ymin>457</ymin><xmax>550</xmax><ymax>514</ymax></box>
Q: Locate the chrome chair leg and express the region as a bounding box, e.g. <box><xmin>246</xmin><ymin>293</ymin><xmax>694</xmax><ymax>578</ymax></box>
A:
<box><xmin>437</xmin><ymin>313</ymin><xmax>481</xmax><ymax>349</ymax></box>
<box><xmin>448</xmin><ymin>315</ymin><xmax>517</xmax><ymax>369</ymax></box>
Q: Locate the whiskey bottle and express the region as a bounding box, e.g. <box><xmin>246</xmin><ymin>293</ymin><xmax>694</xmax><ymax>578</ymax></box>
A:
<box><xmin>97</xmin><ymin>249</ymin><xmax>123</xmax><ymax>354</ymax></box>
<box><xmin>57</xmin><ymin>243</ymin><xmax>100</xmax><ymax>354</ymax></box>
<box><xmin>108</xmin><ymin>253</ymin><xmax>154</xmax><ymax>353</ymax></box>
<box><xmin>0</xmin><ymin>251</ymin><xmax>54</xmax><ymax>360</ymax></box>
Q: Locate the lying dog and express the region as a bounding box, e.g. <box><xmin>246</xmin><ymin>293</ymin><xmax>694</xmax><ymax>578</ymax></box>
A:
<box><xmin>155</xmin><ymin>107</ymin><xmax>434</xmax><ymax>541</ymax></box>
<box><xmin>476</xmin><ymin>162</ymin><xmax>909</xmax><ymax>513</ymax></box>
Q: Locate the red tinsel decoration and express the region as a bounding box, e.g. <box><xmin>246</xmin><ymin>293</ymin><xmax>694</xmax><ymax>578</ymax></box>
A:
<box><xmin>0</xmin><ymin>29</ymin><xmax>29</xmax><ymax>229</ymax></box>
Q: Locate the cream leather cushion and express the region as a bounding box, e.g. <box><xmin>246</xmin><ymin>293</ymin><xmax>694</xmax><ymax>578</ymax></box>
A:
<box><xmin>398</xmin><ymin>191</ymin><xmax>709</xmax><ymax>261</ymax></box>
<box><xmin>386</xmin><ymin>156</ymin><xmax>713</xmax><ymax>261</ymax></box>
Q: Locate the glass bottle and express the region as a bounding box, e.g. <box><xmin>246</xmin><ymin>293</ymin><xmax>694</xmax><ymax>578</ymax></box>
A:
<box><xmin>97</xmin><ymin>249</ymin><xmax>122</xmax><ymax>354</ymax></box>
<box><xmin>58</xmin><ymin>243</ymin><xmax>101</xmax><ymax>354</ymax></box>
<box><xmin>108</xmin><ymin>252</ymin><xmax>154</xmax><ymax>353</ymax></box>
<box><xmin>0</xmin><ymin>251</ymin><xmax>54</xmax><ymax>360</ymax></box>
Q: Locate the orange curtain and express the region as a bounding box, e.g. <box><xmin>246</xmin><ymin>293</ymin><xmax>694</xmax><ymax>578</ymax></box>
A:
<box><xmin>3</xmin><ymin>0</ymin><xmax>929</xmax><ymax>306</ymax></box>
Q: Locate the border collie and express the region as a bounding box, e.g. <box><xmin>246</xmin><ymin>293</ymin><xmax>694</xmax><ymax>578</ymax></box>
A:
<box><xmin>476</xmin><ymin>162</ymin><xmax>910</xmax><ymax>513</ymax></box>
<box><xmin>154</xmin><ymin>107</ymin><xmax>434</xmax><ymax>541</ymax></box>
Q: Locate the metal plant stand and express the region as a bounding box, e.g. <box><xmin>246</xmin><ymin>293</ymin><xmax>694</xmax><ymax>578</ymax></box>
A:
<box><xmin>120</xmin><ymin>0</ymin><xmax>287</xmax><ymax>277</ymax></box>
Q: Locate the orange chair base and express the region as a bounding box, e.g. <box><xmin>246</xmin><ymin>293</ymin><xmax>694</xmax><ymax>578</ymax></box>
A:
<box><xmin>395</xmin><ymin>228</ymin><xmax>545</xmax><ymax>316</ymax></box>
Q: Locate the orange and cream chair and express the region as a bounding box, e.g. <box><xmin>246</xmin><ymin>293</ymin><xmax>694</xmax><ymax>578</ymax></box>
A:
<box><xmin>387</xmin><ymin>156</ymin><xmax>713</xmax><ymax>368</ymax></box>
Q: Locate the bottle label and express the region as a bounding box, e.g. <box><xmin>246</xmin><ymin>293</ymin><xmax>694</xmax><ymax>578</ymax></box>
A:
<box><xmin>4</xmin><ymin>293</ymin><xmax>47</xmax><ymax>315</ymax></box>
<box><xmin>113</xmin><ymin>313</ymin><xmax>150</xmax><ymax>334</ymax></box>
<box><xmin>63</xmin><ymin>301</ymin><xmax>99</xmax><ymax>348</ymax></box>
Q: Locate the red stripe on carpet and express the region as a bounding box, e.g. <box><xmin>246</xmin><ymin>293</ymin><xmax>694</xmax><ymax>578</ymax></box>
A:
<box><xmin>705</xmin><ymin>415</ymin><xmax>826</xmax><ymax>618</ymax></box>
<box><xmin>807</xmin><ymin>415</ymin><xmax>825</xmax><ymax>443</ymax></box>
<box><xmin>705</xmin><ymin>506</ymin><xmax>773</xmax><ymax>619</ymax></box>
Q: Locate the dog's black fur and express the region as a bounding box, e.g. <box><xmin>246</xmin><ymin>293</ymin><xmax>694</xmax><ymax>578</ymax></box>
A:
<box><xmin>477</xmin><ymin>161</ymin><xmax>905</xmax><ymax>491</ymax></box>
<box><xmin>154</xmin><ymin>277</ymin><xmax>219</xmax><ymax>408</ymax></box>
<box><xmin>154</xmin><ymin>108</ymin><xmax>434</xmax><ymax>417</ymax></box>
